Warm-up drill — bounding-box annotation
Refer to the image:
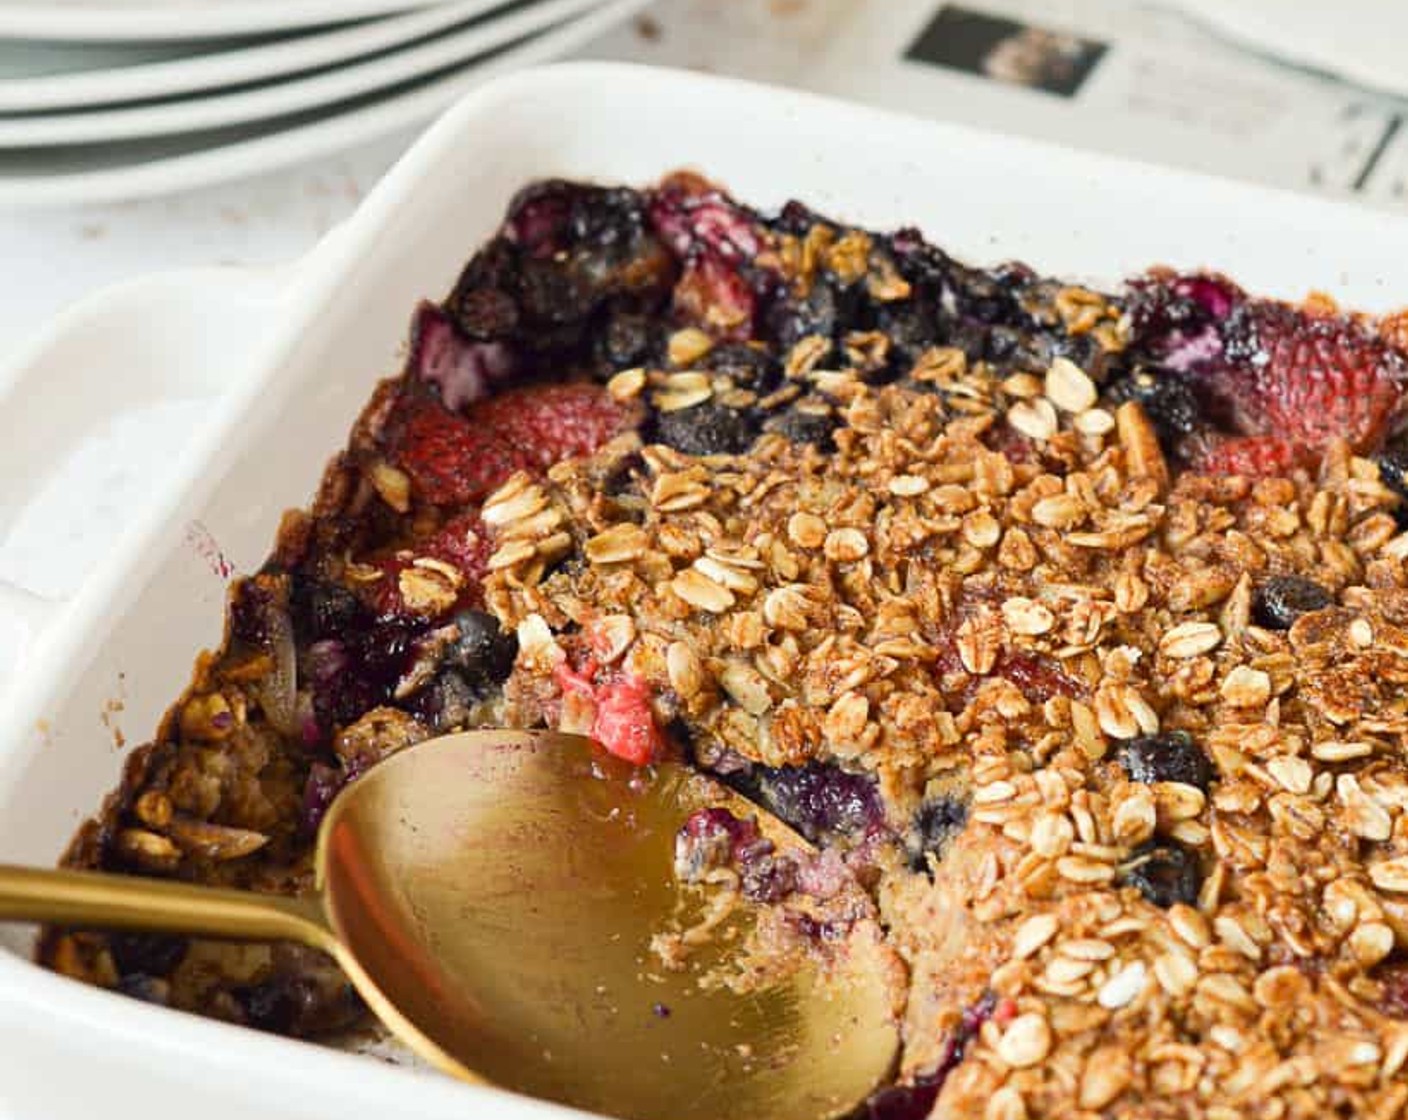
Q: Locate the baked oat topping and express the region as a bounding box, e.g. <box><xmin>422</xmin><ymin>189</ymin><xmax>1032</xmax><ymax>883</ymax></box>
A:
<box><xmin>40</xmin><ymin>173</ymin><xmax>1408</xmax><ymax>1119</ymax></box>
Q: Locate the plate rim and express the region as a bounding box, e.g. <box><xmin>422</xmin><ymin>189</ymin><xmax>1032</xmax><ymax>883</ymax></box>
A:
<box><xmin>0</xmin><ymin>0</ymin><xmax>532</xmax><ymax>113</ymax></box>
<box><xmin>0</xmin><ymin>0</ymin><xmax>650</xmax><ymax>207</ymax></box>
<box><xmin>0</xmin><ymin>0</ymin><xmax>610</xmax><ymax>147</ymax></box>
<box><xmin>0</xmin><ymin>0</ymin><xmax>433</xmax><ymax>41</ymax></box>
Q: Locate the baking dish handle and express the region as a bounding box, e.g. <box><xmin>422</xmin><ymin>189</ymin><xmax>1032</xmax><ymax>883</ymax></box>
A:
<box><xmin>0</xmin><ymin>255</ymin><xmax>323</xmax><ymax>681</ymax></box>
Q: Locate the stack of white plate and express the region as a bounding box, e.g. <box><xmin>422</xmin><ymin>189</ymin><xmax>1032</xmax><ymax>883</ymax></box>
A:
<box><xmin>0</xmin><ymin>0</ymin><xmax>647</xmax><ymax>206</ymax></box>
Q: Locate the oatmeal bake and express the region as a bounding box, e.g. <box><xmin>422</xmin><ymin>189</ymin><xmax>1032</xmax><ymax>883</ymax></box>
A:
<box><xmin>40</xmin><ymin>173</ymin><xmax>1408</xmax><ymax>1118</ymax></box>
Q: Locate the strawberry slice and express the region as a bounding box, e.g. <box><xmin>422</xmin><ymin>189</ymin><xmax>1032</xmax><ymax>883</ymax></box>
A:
<box><xmin>673</xmin><ymin>251</ymin><xmax>757</xmax><ymax>339</ymax></box>
<box><xmin>470</xmin><ymin>382</ymin><xmax>633</xmax><ymax>472</ymax></box>
<box><xmin>1187</xmin><ymin>433</ymin><xmax>1305</xmax><ymax>477</ymax></box>
<box><xmin>1130</xmin><ymin>272</ymin><xmax>1408</xmax><ymax>476</ymax></box>
<box><xmin>556</xmin><ymin>659</ymin><xmax>665</xmax><ymax>765</ymax></box>
<box><xmin>355</xmin><ymin>512</ymin><xmax>494</xmax><ymax>619</ymax></box>
<box><xmin>1212</xmin><ymin>303</ymin><xmax>1404</xmax><ymax>453</ymax></box>
<box><xmin>386</xmin><ymin>381</ymin><xmax>631</xmax><ymax>507</ymax></box>
<box><xmin>387</xmin><ymin>393</ymin><xmax>528</xmax><ymax>506</ymax></box>
<box><xmin>423</xmin><ymin>510</ymin><xmax>494</xmax><ymax>586</ymax></box>
<box><xmin>408</xmin><ymin>302</ymin><xmax>516</xmax><ymax>410</ymax></box>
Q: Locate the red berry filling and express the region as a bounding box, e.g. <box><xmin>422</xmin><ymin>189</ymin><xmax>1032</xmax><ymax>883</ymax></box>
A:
<box><xmin>1128</xmin><ymin>271</ymin><xmax>1408</xmax><ymax>474</ymax></box>
<box><xmin>555</xmin><ymin>659</ymin><xmax>665</xmax><ymax>766</ymax></box>
<box><xmin>387</xmin><ymin>381</ymin><xmax>631</xmax><ymax>507</ymax></box>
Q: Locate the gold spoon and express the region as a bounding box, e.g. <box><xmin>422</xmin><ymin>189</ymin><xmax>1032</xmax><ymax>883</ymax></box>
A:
<box><xmin>0</xmin><ymin>730</ymin><xmax>900</xmax><ymax>1120</ymax></box>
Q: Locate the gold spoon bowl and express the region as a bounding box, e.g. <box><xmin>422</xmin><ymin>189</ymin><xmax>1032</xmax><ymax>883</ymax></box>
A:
<box><xmin>0</xmin><ymin>731</ymin><xmax>900</xmax><ymax>1120</ymax></box>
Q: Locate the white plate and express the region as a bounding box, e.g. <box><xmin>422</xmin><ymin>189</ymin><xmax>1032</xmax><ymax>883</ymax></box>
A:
<box><xmin>1166</xmin><ymin>0</ymin><xmax>1408</xmax><ymax>98</ymax></box>
<box><xmin>6</xmin><ymin>60</ymin><xmax>1408</xmax><ymax>1120</ymax></box>
<box><xmin>0</xmin><ymin>0</ymin><xmax>439</xmax><ymax>43</ymax></box>
<box><xmin>0</xmin><ymin>0</ymin><xmax>645</xmax><ymax>207</ymax></box>
<box><xmin>0</xmin><ymin>0</ymin><xmax>611</xmax><ymax>147</ymax></box>
<box><xmin>0</xmin><ymin>0</ymin><xmax>549</xmax><ymax>114</ymax></box>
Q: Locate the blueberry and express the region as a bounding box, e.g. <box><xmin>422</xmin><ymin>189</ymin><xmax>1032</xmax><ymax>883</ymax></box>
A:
<box><xmin>1107</xmin><ymin>369</ymin><xmax>1201</xmax><ymax>444</ymax></box>
<box><xmin>946</xmin><ymin>320</ymin><xmax>990</xmax><ymax>363</ymax></box>
<box><xmin>706</xmin><ymin>342</ymin><xmax>779</xmax><ymax>393</ymax></box>
<box><xmin>874</xmin><ymin>299</ymin><xmax>941</xmax><ymax>359</ymax></box>
<box><xmin>237</xmin><ymin>975</ymin><xmax>319</xmax><ymax>1035</ymax></box>
<box><xmin>681</xmin><ymin>806</ymin><xmax>752</xmax><ymax>846</ymax></box>
<box><xmin>348</xmin><ymin>616</ymin><xmax>424</xmax><ymax>693</ymax></box>
<box><xmin>860</xmin><ymin>1080</ymin><xmax>941</xmax><ymax>1120</ymax></box>
<box><xmin>992</xmin><ymin>261</ymin><xmax>1038</xmax><ymax>292</ymax></box>
<box><xmin>116</xmin><ymin>973</ymin><xmax>170</xmax><ymax>1006</ymax></box>
<box><xmin>1117</xmin><ymin>732</ymin><xmax>1214</xmax><ymax>792</ymax></box>
<box><xmin>1127</xmin><ymin>273</ymin><xmax>1241</xmax><ymax>368</ymax></box>
<box><xmin>1380</xmin><ymin>446</ymin><xmax>1408</xmax><ymax>493</ymax></box>
<box><xmin>312</xmin><ymin>615</ymin><xmax>426</xmax><ymax>733</ymax></box>
<box><xmin>857</xmin><ymin>993</ymin><xmax>993</xmax><ymax>1120</ymax></box>
<box><xmin>765</xmin><ymin>405</ymin><xmax>837</xmax><ymax>449</ymax></box>
<box><xmin>596</xmin><ymin>310</ymin><xmax>662</xmax><ymax>371</ymax></box>
<box><xmin>1123</xmin><ymin>842</ymin><xmax>1201</xmax><ymax>908</ymax></box>
<box><xmin>452</xmin><ymin>286</ymin><xmax>520</xmax><ymax>340</ymax></box>
<box><xmin>908</xmin><ymin>796</ymin><xmax>968</xmax><ymax>873</ymax></box>
<box><xmin>1253</xmin><ymin>575</ymin><xmax>1332</xmax><ymax>630</ymax></box>
<box><xmin>767</xmin><ymin>276</ymin><xmax>864</xmax><ymax>349</ymax></box>
<box><xmin>649</xmin><ymin>400</ymin><xmax>757</xmax><ymax>456</ymax></box>
<box><xmin>675</xmin><ymin>807</ymin><xmax>756</xmax><ymax>882</ymax></box>
<box><xmin>505</xmin><ymin>180</ymin><xmax>576</xmax><ymax>255</ymax></box>
<box><xmin>772</xmin><ymin>199</ymin><xmax>827</xmax><ymax>237</ymax></box>
<box><xmin>288</xmin><ymin>577</ymin><xmax>368</xmax><ymax>644</ymax></box>
<box><xmin>516</xmin><ymin>258</ymin><xmax>595</xmax><ymax>347</ymax></box>
<box><xmin>447</xmin><ymin>610</ymin><xmax>517</xmax><ymax>686</ymax></box>
<box><xmin>746</xmin><ymin>763</ymin><xmax>885</xmax><ymax>843</ymax></box>
<box><xmin>982</xmin><ymin>325</ymin><xmax>1022</xmax><ymax>363</ymax></box>
<box><xmin>741</xmin><ymin>854</ymin><xmax>799</xmax><ymax>903</ymax></box>
<box><xmin>504</xmin><ymin>181</ymin><xmax>647</xmax><ymax>256</ymax></box>
<box><xmin>1047</xmin><ymin>332</ymin><xmax>1101</xmax><ymax>374</ymax></box>
<box><xmin>1376</xmin><ymin>446</ymin><xmax>1408</xmax><ymax>527</ymax></box>
<box><xmin>108</xmin><ymin>932</ymin><xmax>188</xmax><ymax>977</ymax></box>
<box><xmin>954</xmin><ymin>273</ymin><xmax>1018</xmax><ymax>326</ymax></box>
<box><xmin>566</xmin><ymin>186</ymin><xmax>648</xmax><ymax>252</ymax></box>
<box><xmin>408</xmin><ymin>669</ymin><xmax>476</xmax><ymax>732</ymax></box>
<box><xmin>887</xmin><ymin>227</ymin><xmax>954</xmax><ymax>291</ymax></box>
<box><xmin>454</xmin><ymin>236</ymin><xmax>521</xmax><ymax>294</ymax></box>
<box><xmin>311</xmin><ymin>673</ymin><xmax>379</xmax><ymax>736</ymax></box>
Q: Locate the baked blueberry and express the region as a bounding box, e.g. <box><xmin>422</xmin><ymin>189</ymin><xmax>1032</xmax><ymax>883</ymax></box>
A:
<box><xmin>108</xmin><ymin>931</ymin><xmax>188</xmax><ymax>977</ymax></box>
<box><xmin>1123</xmin><ymin>842</ymin><xmax>1202</xmax><ymax>908</ymax></box>
<box><xmin>408</xmin><ymin>669</ymin><xmax>475</xmax><ymax>732</ymax></box>
<box><xmin>116</xmin><ymin>973</ymin><xmax>171</xmax><ymax>1006</ymax></box>
<box><xmin>765</xmin><ymin>404</ymin><xmax>837</xmax><ymax>449</ymax></box>
<box><xmin>706</xmin><ymin>341</ymin><xmax>777</xmax><ymax>384</ymax></box>
<box><xmin>1253</xmin><ymin>575</ymin><xmax>1333</xmax><ymax>630</ymax></box>
<box><xmin>597</xmin><ymin>310</ymin><xmax>662</xmax><ymax>371</ymax></box>
<box><xmin>1117</xmin><ymin>732</ymin><xmax>1214</xmax><ymax>792</ymax></box>
<box><xmin>289</xmin><ymin>577</ymin><xmax>368</xmax><ymax>644</ymax></box>
<box><xmin>749</xmin><ymin>763</ymin><xmax>885</xmax><ymax>844</ymax></box>
<box><xmin>1107</xmin><ymin>368</ymin><xmax>1202</xmax><ymax>443</ymax></box>
<box><xmin>237</xmin><ymin>975</ymin><xmax>320</xmax><ymax>1035</ymax></box>
<box><xmin>908</xmin><ymin>796</ymin><xmax>968</xmax><ymax>873</ymax></box>
<box><xmin>649</xmin><ymin>399</ymin><xmax>757</xmax><ymax>456</ymax></box>
<box><xmin>1376</xmin><ymin>445</ymin><xmax>1408</xmax><ymax>527</ymax></box>
<box><xmin>446</xmin><ymin>610</ymin><xmax>518</xmax><ymax>687</ymax></box>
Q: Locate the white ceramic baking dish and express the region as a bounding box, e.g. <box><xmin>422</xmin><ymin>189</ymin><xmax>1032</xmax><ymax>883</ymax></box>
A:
<box><xmin>4</xmin><ymin>61</ymin><xmax>1408</xmax><ymax>1120</ymax></box>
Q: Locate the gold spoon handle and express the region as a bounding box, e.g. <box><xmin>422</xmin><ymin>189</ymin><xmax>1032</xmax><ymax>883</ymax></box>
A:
<box><xmin>0</xmin><ymin>864</ymin><xmax>333</xmax><ymax>950</ymax></box>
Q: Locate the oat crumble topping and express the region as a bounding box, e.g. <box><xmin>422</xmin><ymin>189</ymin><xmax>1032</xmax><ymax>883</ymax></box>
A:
<box><xmin>40</xmin><ymin>173</ymin><xmax>1408</xmax><ymax>1119</ymax></box>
